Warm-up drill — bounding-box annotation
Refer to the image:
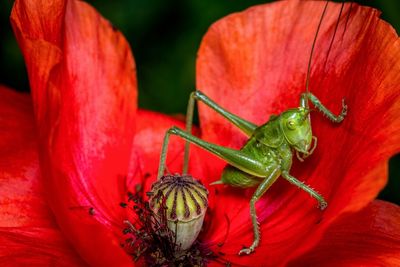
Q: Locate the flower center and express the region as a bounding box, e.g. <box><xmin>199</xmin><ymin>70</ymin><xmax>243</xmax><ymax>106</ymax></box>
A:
<box><xmin>121</xmin><ymin>174</ymin><xmax>214</xmax><ymax>266</ymax></box>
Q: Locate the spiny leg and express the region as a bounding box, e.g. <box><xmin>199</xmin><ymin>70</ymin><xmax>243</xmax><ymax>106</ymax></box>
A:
<box><xmin>183</xmin><ymin>90</ymin><xmax>258</xmax><ymax>174</ymax></box>
<box><xmin>158</xmin><ymin>126</ymin><xmax>273</xmax><ymax>180</ymax></box>
<box><xmin>239</xmin><ymin>168</ymin><xmax>280</xmax><ymax>255</ymax></box>
<box><xmin>158</xmin><ymin>128</ymin><xmax>172</xmax><ymax>179</ymax></box>
<box><xmin>281</xmin><ymin>171</ymin><xmax>327</xmax><ymax>210</ymax></box>
<box><xmin>300</xmin><ymin>92</ymin><xmax>347</xmax><ymax>123</ymax></box>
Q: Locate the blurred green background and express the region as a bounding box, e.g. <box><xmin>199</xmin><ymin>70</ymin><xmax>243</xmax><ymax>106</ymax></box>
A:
<box><xmin>1</xmin><ymin>0</ymin><xmax>399</xmax><ymax>205</ymax></box>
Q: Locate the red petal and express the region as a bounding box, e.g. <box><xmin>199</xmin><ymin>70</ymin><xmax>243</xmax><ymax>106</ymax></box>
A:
<box><xmin>11</xmin><ymin>0</ymin><xmax>137</xmax><ymax>265</ymax></box>
<box><xmin>197</xmin><ymin>1</ymin><xmax>400</xmax><ymax>265</ymax></box>
<box><xmin>0</xmin><ymin>86</ymin><xmax>85</xmax><ymax>266</ymax></box>
<box><xmin>0</xmin><ymin>228</ymin><xmax>87</xmax><ymax>266</ymax></box>
<box><xmin>0</xmin><ymin>86</ymin><xmax>45</xmax><ymax>228</ymax></box>
<box><xmin>289</xmin><ymin>200</ymin><xmax>400</xmax><ymax>266</ymax></box>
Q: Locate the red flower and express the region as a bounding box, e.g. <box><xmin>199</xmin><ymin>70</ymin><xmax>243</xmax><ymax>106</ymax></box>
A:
<box><xmin>1</xmin><ymin>0</ymin><xmax>400</xmax><ymax>266</ymax></box>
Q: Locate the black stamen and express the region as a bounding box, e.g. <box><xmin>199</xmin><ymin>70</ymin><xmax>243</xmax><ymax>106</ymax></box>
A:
<box><xmin>88</xmin><ymin>207</ymin><xmax>95</xmax><ymax>216</ymax></box>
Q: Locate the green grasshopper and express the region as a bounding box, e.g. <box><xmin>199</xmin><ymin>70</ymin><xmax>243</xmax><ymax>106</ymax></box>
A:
<box><xmin>157</xmin><ymin>1</ymin><xmax>348</xmax><ymax>256</ymax></box>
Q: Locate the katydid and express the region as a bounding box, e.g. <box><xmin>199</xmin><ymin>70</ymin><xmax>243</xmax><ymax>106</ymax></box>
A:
<box><xmin>157</xmin><ymin>1</ymin><xmax>348</xmax><ymax>255</ymax></box>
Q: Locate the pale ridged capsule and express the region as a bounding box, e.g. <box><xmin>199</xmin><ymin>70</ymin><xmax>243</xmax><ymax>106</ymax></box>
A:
<box><xmin>149</xmin><ymin>174</ymin><xmax>208</xmax><ymax>252</ymax></box>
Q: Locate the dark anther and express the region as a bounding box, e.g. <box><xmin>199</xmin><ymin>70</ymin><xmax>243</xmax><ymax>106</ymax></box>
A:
<box><xmin>120</xmin><ymin>202</ymin><xmax>128</xmax><ymax>208</ymax></box>
<box><xmin>135</xmin><ymin>184</ymin><xmax>142</xmax><ymax>193</ymax></box>
<box><xmin>88</xmin><ymin>207</ymin><xmax>95</xmax><ymax>216</ymax></box>
<box><xmin>127</xmin><ymin>191</ymin><xmax>134</xmax><ymax>201</ymax></box>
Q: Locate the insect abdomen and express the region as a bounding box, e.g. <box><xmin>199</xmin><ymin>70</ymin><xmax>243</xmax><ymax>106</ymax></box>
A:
<box><xmin>218</xmin><ymin>137</ymin><xmax>281</xmax><ymax>188</ymax></box>
<box><xmin>220</xmin><ymin>165</ymin><xmax>261</xmax><ymax>188</ymax></box>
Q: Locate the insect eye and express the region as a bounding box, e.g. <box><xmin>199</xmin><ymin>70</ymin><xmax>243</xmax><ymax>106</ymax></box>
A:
<box><xmin>287</xmin><ymin>120</ymin><xmax>295</xmax><ymax>130</ymax></box>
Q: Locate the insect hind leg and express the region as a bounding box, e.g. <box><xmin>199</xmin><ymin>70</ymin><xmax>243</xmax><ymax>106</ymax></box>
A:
<box><xmin>158</xmin><ymin>126</ymin><xmax>273</xmax><ymax>180</ymax></box>
<box><xmin>183</xmin><ymin>90</ymin><xmax>258</xmax><ymax>174</ymax></box>
<box><xmin>281</xmin><ymin>171</ymin><xmax>327</xmax><ymax>210</ymax></box>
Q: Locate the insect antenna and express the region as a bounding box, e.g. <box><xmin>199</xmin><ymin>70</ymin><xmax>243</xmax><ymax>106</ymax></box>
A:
<box><xmin>341</xmin><ymin>2</ymin><xmax>353</xmax><ymax>41</ymax></box>
<box><xmin>304</xmin><ymin>0</ymin><xmax>329</xmax><ymax>108</ymax></box>
<box><xmin>305</xmin><ymin>1</ymin><xmax>352</xmax><ymax>107</ymax></box>
<box><xmin>322</xmin><ymin>1</ymin><xmax>346</xmax><ymax>73</ymax></box>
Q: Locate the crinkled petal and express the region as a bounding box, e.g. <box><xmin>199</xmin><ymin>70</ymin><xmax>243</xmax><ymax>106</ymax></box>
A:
<box><xmin>0</xmin><ymin>86</ymin><xmax>85</xmax><ymax>266</ymax></box>
<box><xmin>289</xmin><ymin>200</ymin><xmax>400</xmax><ymax>266</ymax></box>
<box><xmin>197</xmin><ymin>1</ymin><xmax>400</xmax><ymax>265</ymax></box>
<box><xmin>11</xmin><ymin>0</ymin><xmax>137</xmax><ymax>265</ymax></box>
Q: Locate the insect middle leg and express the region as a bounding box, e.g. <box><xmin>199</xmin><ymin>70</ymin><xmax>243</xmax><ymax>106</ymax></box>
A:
<box><xmin>183</xmin><ymin>90</ymin><xmax>257</xmax><ymax>173</ymax></box>
<box><xmin>281</xmin><ymin>170</ymin><xmax>327</xmax><ymax>210</ymax></box>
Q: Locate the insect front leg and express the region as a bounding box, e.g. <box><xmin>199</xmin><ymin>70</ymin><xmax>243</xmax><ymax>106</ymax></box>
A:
<box><xmin>281</xmin><ymin>171</ymin><xmax>327</xmax><ymax>210</ymax></box>
<box><xmin>301</xmin><ymin>92</ymin><xmax>347</xmax><ymax>123</ymax></box>
<box><xmin>183</xmin><ymin>90</ymin><xmax>258</xmax><ymax>173</ymax></box>
<box><xmin>239</xmin><ymin>167</ymin><xmax>280</xmax><ymax>256</ymax></box>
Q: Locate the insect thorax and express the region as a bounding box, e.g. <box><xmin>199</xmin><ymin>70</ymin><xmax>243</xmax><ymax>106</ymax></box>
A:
<box><xmin>220</xmin><ymin>128</ymin><xmax>292</xmax><ymax>188</ymax></box>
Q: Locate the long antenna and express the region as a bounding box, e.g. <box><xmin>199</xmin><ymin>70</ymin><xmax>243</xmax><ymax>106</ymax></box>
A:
<box><xmin>323</xmin><ymin>2</ymin><xmax>345</xmax><ymax>73</ymax></box>
<box><xmin>305</xmin><ymin>1</ymin><xmax>329</xmax><ymax>97</ymax></box>
<box><xmin>342</xmin><ymin>2</ymin><xmax>353</xmax><ymax>41</ymax></box>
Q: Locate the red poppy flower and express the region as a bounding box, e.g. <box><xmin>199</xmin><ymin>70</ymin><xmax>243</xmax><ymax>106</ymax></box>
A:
<box><xmin>2</xmin><ymin>0</ymin><xmax>400</xmax><ymax>266</ymax></box>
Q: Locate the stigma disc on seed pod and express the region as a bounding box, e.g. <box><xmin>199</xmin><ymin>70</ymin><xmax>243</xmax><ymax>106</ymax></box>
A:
<box><xmin>149</xmin><ymin>174</ymin><xmax>209</xmax><ymax>252</ymax></box>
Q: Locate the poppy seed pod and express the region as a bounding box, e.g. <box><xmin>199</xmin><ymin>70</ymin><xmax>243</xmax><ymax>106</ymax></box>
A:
<box><xmin>149</xmin><ymin>174</ymin><xmax>208</xmax><ymax>252</ymax></box>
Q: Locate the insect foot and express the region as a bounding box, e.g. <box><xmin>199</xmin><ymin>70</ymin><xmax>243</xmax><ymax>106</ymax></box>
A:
<box><xmin>318</xmin><ymin>200</ymin><xmax>328</xmax><ymax>211</ymax></box>
<box><xmin>341</xmin><ymin>98</ymin><xmax>348</xmax><ymax>116</ymax></box>
<box><xmin>149</xmin><ymin>174</ymin><xmax>209</xmax><ymax>253</ymax></box>
<box><xmin>334</xmin><ymin>98</ymin><xmax>348</xmax><ymax>123</ymax></box>
<box><xmin>239</xmin><ymin>246</ymin><xmax>255</xmax><ymax>256</ymax></box>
